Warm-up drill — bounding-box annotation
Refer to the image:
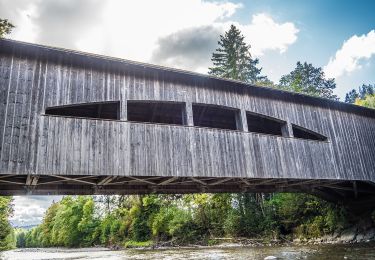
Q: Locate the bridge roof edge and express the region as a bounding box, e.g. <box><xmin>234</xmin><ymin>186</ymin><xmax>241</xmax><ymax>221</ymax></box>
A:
<box><xmin>1</xmin><ymin>38</ymin><xmax>375</xmax><ymax>118</ymax></box>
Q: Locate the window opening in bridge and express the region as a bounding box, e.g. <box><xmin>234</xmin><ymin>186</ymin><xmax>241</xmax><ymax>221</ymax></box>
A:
<box><xmin>45</xmin><ymin>101</ymin><xmax>120</xmax><ymax>120</ymax></box>
<box><xmin>246</xmin><ymin>112</ymin><xmax>285</xmax><ymax>136</ymax></box>
<box><xmin>127</xmin><ymin>100</ymin><xmax>186</xmax><ymax>125</ymax></box>
<box><xmin>192</xmin><ymin>104</ymin><xmax>240</xmax><ymax>130</ymax></box>
<box><xmin>292</xmin><ymin>124</ymin><xmax>327</xmax><ymax>141</ymax></box>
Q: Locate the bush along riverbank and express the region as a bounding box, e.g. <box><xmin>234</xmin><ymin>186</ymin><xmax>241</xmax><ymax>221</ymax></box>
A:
<box><xmin>15</xmin><ymin>194</ymin><xmax>375</xmax><ymax>249</ymax></box>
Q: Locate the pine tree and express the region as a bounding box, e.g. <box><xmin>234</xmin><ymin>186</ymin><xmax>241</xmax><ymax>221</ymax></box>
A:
<box><xmin>208</xmin><ymin>25</ymin><xmax>263</xmax><ymax>83</ymax></box>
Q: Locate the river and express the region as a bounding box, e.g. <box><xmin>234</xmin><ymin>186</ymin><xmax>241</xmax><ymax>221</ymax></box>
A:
<box><xmin>1</xmin><ymin>243</ymin><xmax>375</xmax><ymax>260</ymax></box>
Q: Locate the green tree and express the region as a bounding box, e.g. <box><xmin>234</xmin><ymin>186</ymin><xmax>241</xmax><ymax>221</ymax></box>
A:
<box><xmin>279</xmin><ymin>62</ymin><xmax>338</xmax><ymax>100</ymax></box>
<box><xmin>345</xmin><ymin>89</ymin><xmax>359</xmax><ymax>104</ymax></box>
<box><xmin>345</xmin><ymin>84</ymin><xmax>375</xmax><ymax>104</ymax></box>
<box><xmin>23</xmin><ymin>196</ymin><xmax>100</xmax><ymax>248</ymax></box>
<box><xmin>355</xmin><ymin>94</ymin><xmax>375</xmax><ymax>109</ymax></box>
<box><xmin>255</xmin><ymin>77</ymin><xmax>276</xmax><ymax>88</ymax></box>
<box><xmin>16</xmin><ymin>231</ymin><xmax>26</xmax><ymax>248</ymax></box>
<box><xmin>0</xmin><ymin>19</ymin><xmax>14</xmax><ymax>38</ymax></box>
<box><xmin>0</xmin><ymin>197</ymin><xmax>15</xmax><ymax>250</ymax></box>
<box><xmin>267</xmin><ymin>193</ymin><xmax>347</xmax><ymax>238</ymax></box>
<box><xmin>208</xmin><ymin>24</ymin><xmax>264</xmax><ymax>83</ymax></box>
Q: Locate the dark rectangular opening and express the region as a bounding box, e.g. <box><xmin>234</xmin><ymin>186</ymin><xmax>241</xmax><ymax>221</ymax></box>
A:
<box><xmin>127</xmin><ymin>100</ymin><xmax>186</xmax><ymax>125</ymax></box>
<box><xmin>192</xmin><ymin>104</ymin><xmax>240</xmax><ymax>130</ymax></box>
<box><xmin>292</xmin><ymin>125</ymin><xmax>327</xmax><ymax>141</ymax></box>
<box><xmin>45</xmin><ymin>101</ymin><xmax>120</xmax><ymax>120</ymax></box>
<box><xmin>246</xmin><ymin>112</ymin><xmax>285</xmax><ymax>136</ymax></box>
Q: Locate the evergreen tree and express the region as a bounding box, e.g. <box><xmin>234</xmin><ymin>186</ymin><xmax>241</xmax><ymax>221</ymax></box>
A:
<box><xmin>279</xmin><ymin>61</ymin><xmax>338</xmax><ymax>100</ymax></box>
<box><xmin>345</xmin><ymin>89</ymin><xmax>359</xmax><ymax>104</ymax></box>
<box><xmin>208</xmin><ymin>25</ymin><xmax>264</xmax><ymax>83</ymax></box>
<box><xmin>0</xmin><ymin>19</ymin><xmax>14</xmax><ymax>38</ymax></box>
<box><xmin>345</xmin><ymin>84</ymin><xmax>375</xmax><ymax>104</ymax></box>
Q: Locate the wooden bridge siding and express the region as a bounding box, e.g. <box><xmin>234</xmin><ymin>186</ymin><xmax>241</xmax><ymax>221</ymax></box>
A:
<box><xmin>0</xmin><ymin>53</ymin><xmax>374</xmax><ymax>181</ymax></box>
<box><xmin>34</xmin><ymin>116</ymin><xmax>338</xmax><ymax>181</ymax></box>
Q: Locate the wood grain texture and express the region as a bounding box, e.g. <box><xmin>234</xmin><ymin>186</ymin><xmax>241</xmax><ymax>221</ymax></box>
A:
<box><xmin>0</xmin><ymin>40</ymin><xmax>374</xmax><ymax>186</ymax></box>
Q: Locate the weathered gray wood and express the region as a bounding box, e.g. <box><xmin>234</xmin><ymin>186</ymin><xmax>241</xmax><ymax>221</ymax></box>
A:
<box><xmin>240</xmin><ymin>109</ymin><xmax>248</xmax><ymax>132</ymax></box>
<box><xmin>0</xmin><ymin>39</ymin><xmax>374</xmax><ymax>196</ymax></box>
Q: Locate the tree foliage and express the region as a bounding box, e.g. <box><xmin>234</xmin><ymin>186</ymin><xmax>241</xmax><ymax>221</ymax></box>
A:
<box><xmin>0</xmin><ymin>197</ymin><xmax>15</xmax><ymax>251</ymax></box>
<box><xmin>208</xmin><ymin>24</ymin><xmax>264</xmax><ymax>83</ymax></box>
<box><xmin>355</xmin><ymin>94</ymin><xmax>375</xmax><ymax>109</ymax></box>
<box><xmin>16</xmin><ymin>193</ymin><xmax>350</xmax><ymax>248</ymax></box>
<box><xmin>279</xmin><ymin>62</ymin><xmax>338</xmax><ymax>100</ymax></box>
<box><xmin>22</xmin><ymin>196</ymin><xmax>99</xmax><ymax>248</ymax></box>
<box><xmin>345</xmin><ymin>84</ymin><xmax>375</xmax><ymax>109</ymax></box>
<box><xmin>345</xmin><ymin>84</ymin><xmax>375</xmax><ymax>104</ymax></box>
<box><xmin>0</xmin><ymin>19</ymin><xmax>14</xmax><ymax>38</ymax></box>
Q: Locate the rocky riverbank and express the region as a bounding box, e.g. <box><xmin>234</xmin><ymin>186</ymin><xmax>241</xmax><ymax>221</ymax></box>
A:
<box><xmin>121</xmin><ymin>231</ymin><xmax>375</xmax><ymax>251</ymax></box>
<box><xmin>294</xmin><ymin>226</ymin><xmax>375</xmax><ymax>245</ymax></box>
<box><xmin>122</xmin><ymin>224</ymin><xmax>375</xmax><ymax>250</ymax></box>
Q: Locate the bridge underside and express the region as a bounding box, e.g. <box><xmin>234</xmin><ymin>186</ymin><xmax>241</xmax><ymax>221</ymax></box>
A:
<box><xmin>1</xmin><ymin>174</ymin><xmax>374</xmax><ymax>206</ymax></box>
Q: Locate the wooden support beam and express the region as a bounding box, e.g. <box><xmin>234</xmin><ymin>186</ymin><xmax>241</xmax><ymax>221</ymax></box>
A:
<box><xmin>0</xmin><ymin>179</ymin><xmax>25</xmax><ymax>185</ymax></box>
<box><xmin>26</xmin><ymin>175</ymin><xmax>32</xmax><ymax>186</ymax></box>
<box><xmin>209</xmin><ymin>178</ymin><xmax>232</xmax><ymax>186</ymax></box>
<box><xmin>281</xmin><ymin>179</ymin><xmax>318</xmax><ymax>187</ymax></box>
<box><xmin>50</xmin><ymin>175</ymin><xmax>97</xmax><ymax>186</ymax></box>
<box><xmin>190</xmin><ymin>177</ymin><xmax>207</xmax><ymax>186</ymax></box>
<box><xmin>185</xmin><ymin>102</ymin><xmax>194</xmax><ymax>126</ymax></box>
<box><xmin>0</xmin><ymin>174</ymin><xmax>16</xmax><ymax>180</ymax></box>
<box><xmin>282</xmin><ymin>122</ymin><xmax>294</xmax><ymax>137</ymax></box>
<box><xmin>240</xmin><ymin>178</ymin><xmax>251</xmax><ymax>185</ymax></box>
<box><xmin>38</xmin><ymin>176</ymin><xmax>97</xmax><ymax>186</ymax></box>
<box><xmin>239</xmin><ymin>110</ymin><xmax>248</xmax><ymax>132</ymax></box>
<box><xmin>31</xmin><ymin>176</ymin><xmax>39</xmax><ymax>186</ymax></box>
<box><xmin>97</xmin><ymin>176</ymin><xmax>116</xmax><ymax>186</ymax></box>
<box><xmin>256</xmin><ymin>179</ymin><xmax>277</xmax><ymax>185</ymax></box>
<box><xmin>321</xmin><ymin>184</ymin><xmax>375</xmax><ymax>194</ymax></box>
<box><xmin>158</xmin><ymin>177</ymin><xmax>178</xmax><ymax>186</ymax></box>
<box><xmin>242</xmin><ymin>178</ymin><xmax>277</xmax><ymax>187</ymax></box>
<box><xmin>26</xmin><ymin>175</ymin><xmax>39</xmax><ymax>186</ymax></box>
<box><xmin>127</xmin><ymin>176</ymin><xmax>157</xmax><ymax>185</ymax></box>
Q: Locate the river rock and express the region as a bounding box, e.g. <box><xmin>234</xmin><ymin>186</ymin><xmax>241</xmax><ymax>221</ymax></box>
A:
<box><xmin>363</xmin><ymin>228</ymin><xmax>375</xmax><ymax>241</ymax></box>
<box><xmin>355</xmin><ymin>233</ymin><xmax>365</xmax><ymax>243</ymax></box>
<box><xmin>337</xmin><ymin>227</ymin><xmax>357</xmax><ymax>243</ymax></box>
<box><xmin>264</xmin><ymin>256</ymin><xmax>278</xmax><ymax>260</ymax></box>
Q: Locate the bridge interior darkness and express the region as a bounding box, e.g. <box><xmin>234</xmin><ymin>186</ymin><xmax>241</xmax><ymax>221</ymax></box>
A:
<box><xmin>45</xmin><ymin>100</ymin><xmax>327</xmax><ymax>141</ymax></box>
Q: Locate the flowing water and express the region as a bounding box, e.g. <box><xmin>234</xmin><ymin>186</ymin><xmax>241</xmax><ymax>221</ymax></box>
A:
<box><xmin>1</xmin><ymin>243</ymin><xmax>375</xmax><ymax>260</ymax></box>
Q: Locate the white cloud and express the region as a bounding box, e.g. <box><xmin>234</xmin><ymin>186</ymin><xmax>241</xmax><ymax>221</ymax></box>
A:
<box><xmin>239</xmin><ymin>13</ymin><xmax>299</xmax><ymax>57</ymax></box>
<box><xmin>324</xmin><ymin>30</ymin><xmax>375</xmax><ymax>79</ymax></box>
<box><xmin>1</xmin><ymin>0</ymin><xmax>298</xmax><ymax>73</ymax></box>
<box><xmin>151</xmin><ymin>13</ymin><xmax>299</xmax><ymax>71</ymax></box>
<box><xmin>0</xmin><ymin>0</ymin><xmax>39</xmax><ymax>42</ymax></box>
<box><xmin>10</xmin><ymin>196</ymin><xmax>62</xmax><ymax>227</ymax></box>
<box><xmin>74</xmin><ymin>0</ymin><xmax>242</xmax><ymax>62</ymax></box>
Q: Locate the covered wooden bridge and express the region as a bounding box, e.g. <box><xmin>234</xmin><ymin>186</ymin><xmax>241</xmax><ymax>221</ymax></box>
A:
<box><xmin>0</xmin><ymin>39</ymin><xmax>374</xmax><ymax>209</ymax></box>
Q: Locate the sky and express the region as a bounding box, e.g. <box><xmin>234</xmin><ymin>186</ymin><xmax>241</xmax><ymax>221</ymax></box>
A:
<box><xmin>1</xmin><ymin>0</ymin><xmax>374</xmax><ymax>227</ymax></box>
